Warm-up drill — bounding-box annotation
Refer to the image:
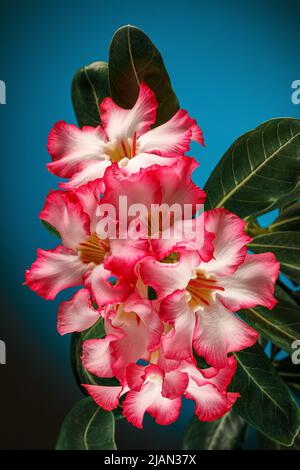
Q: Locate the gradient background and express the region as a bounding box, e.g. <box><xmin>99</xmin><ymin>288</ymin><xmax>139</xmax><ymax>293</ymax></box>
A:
<box><xmin>0</xmin><ymin>0</ymin><xmax>299</xmax><ymax>450</ymax></box>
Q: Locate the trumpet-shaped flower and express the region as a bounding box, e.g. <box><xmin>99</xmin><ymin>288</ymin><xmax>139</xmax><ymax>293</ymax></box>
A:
<box><xmin>47</xmin><ymin>83</ymin><xmax>204</xmax><ymax>188</ymax></box>
<box><xmin>25</xmin><ymin>181</ymin><xmax>133</xmax><ymax>326</ymax></box>
<box><xmin>83</xmin><ymin>354</ymin><xmax>239</xmax><ymax>428</ymax></box>
<box><xmin>99</xmin><ymin>157</ymin><xmax>213</xmax><ymax>281</ymax></box>
<box><xmin>82</xmin><ymin>294</ymin><xmax>163</xmax><ymax>380</ymax></box>
<box><xmin>138</xmin><ymin>209</ymin><xmax>280</xmax><ymax>368</ymax></box>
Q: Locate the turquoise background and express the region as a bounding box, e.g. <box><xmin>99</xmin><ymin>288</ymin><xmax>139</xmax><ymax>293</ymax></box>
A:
<box><xmin>0</xmin><ymin>0</ymin><xmax>299</xmax><ymax>449</ymax></box>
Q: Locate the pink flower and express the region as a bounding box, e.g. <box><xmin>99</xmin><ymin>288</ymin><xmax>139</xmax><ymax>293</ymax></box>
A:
<box><xmin>25</xmin><ymin>182</ymin><xmax>133</xmax><ymax>333</ymax></box>
<box><xmin>83</xmin><ymin>355</ymin><xmax>239</xmax><ymax>428</ymax></box>
<box><xmin>99</xmin><ymin>157</ymin><xmax>213</xmax><ymax>281</ymax></box>
<box><xmin>82</xmin><ymin>294</ymin><xmax>163</xmax><ymax>381</ymax></box>
<box><xmin>138</xmin><ymin>209</ymin><xmax>280</xmax><ymax>368</ymax></box>
<box><xmin>47</xmin><ymin>83</ymin><xmax>204</xmax><ymax>188</ymax></box>
<box><xmin>25</xmin><ymin>156</ymin><xmax>210</xmax><ymax>334</ymax></box>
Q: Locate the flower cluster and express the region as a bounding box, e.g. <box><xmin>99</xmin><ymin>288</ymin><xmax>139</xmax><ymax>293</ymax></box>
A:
<box><xmin>26</xmin><ymin>83</ymin><xmax>279</xmax><ymax>428</ymax></box>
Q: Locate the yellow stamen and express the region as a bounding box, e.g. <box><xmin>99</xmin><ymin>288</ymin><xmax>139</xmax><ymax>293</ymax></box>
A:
<box><xmin>160</xmin><ymin>252</ymin><xmax>180</xmax><ymax>264</ymax></box>
<box><xmin>106</xmin><ymin>136</ymin><xmax>138</xmax><ymax>162</ymax></box>
<box><xmin>79</xmin><ymin>233</ymin><xmax>109</xmax><ymax>265</ymax></box>
<box><xmin>187</xmin><ymin>270</ymin><xmax>224</xmax><ymax>308</ymax></box>
<box><xmin>150</xmin><ymin>349</ymin><xmax>160</xmax><ymax>364</ymax></box>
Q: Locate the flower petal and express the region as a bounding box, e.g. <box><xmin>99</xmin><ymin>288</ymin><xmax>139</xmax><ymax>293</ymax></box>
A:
<box><xmin>39</xmin><ymin>190</ymin><xmax>90</xmax><ymax>250</ymax></box>
<box><xmin>184</xmin><ymin>356</ymin><xmax>237</xmax><ymax>392</ymax></box>
<box><xmin>162</xmin><ymin>370</ymin><xmax>189</xmax><ymax>399</ymax></box>
<box><xmin>126</xmin><ymin>364</ymin><xmax>146</xmax><ymax>392</ymax></box>
<box><xmin>25</xmin><ymin>246</ymin><xmax>87</xmax><ymax>300</ymax></box>
<box><xmin>122</xmin><ymin>381</ymin><xmax>158</xmax><ymax>429</ymax></box>
<box><xmin>101</xmin><ymin>162</ymin><xmax>161</xmax><ymax>220</ymax></box>
<box><xmin>185</xmin><ymin>381</ymin><xmax>239</xmax><ymax>421</ymax></box>
<box><xmin>160</xmin><ymin>290</ymin><xmax>195</xmax><ymax>360</ymax></box>
<box><xmin>138</xmin><ymin>109</ymin><xmax>204</xmax><ymax>156</ymax></box>
<box><xmin>84</xmin><ymin>265</ymin><xmax>132</xmax><ymax>308</ymax></box>
<box><xmin>83</xmin><ymin>384</ymin><xmax>123</xmax><ymax>411</ymax></box>
<box><xmin>147</xmin><ymin>396</ymin><xmax>182</xmax><ymax>426</ymax></box>
<box><xmin>57</xmin><ymin>288</ymin><xmax>100</xmax><ymax>335</ymax></box>
<box><xmin>105</xmin><ymin>237</ymin><xmax>150</xmax><ymax>283</ymax></box>
<box><xmin>47</xmin><ymin>121</ymin><xmax>107</xmax><ymax>178</ymax></box>
<box><xmin>138</xmin><ymin>251</ymin><xmax>199</xmax><ymax>299</ymax></box>
<box><xmin>159</xmin><ymin>157</ymin><xmax>206</xmax><ymax>209</ymax></box>
<box><xmin>202</xmin><ymin>356</ymin><xmax>237</xmax><ymax>392</ymax></box>
<box><xmin>71</xmin><ymin>179</ymin><xmax>104</xmax><ymax>233</ymax></box>
<box><xmin>193</xmin><ymin>299</ymin><xmax>259</xmax><ymax>368</ymax></box>
<box><xmin>151</xmin><ymin>214</ymin><xmax>214</xmax><ymax>263</ymax></box>
<box><xmin>82</xmin><ymin>334</ymin><xmax>122</xmax><ymax>377</ymax></box>
<box><xmin>100</xmin><ymin>83</ymin><xmax>157</xmax><ymax>141</ymax></box>
<box><xmin>124</xmin><ymin>295</ymin><xmax>163</xmax><ymax>351</ymax></box>
<box><xmin>202</xmin><ymin>209</ymin><xmax>252</xmax><ymax>276</ymax></box>
<box><xmin>60</xmin><ymin>159</ymin><xmax>111</xmax><ymax>189</ymax></box>
<box><xmin>120</xmin><ymin>153</ymin><xmax>179</xmax><ymax>176</ymax></box>
<box><xmin>105</xmin><ymin>300</ymin><xmax>161</xmax><ymax>379</ymax></box>
<box><xmin>220</xmin><ymin>253</ymin><xmax>280</xmax><ymax>311</ymax></box>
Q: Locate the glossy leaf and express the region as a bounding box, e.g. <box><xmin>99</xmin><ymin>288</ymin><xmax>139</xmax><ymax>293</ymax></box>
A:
<box><xmin>249</xmin><ymin>231</ymin><xmax>300</xmax><ymax>283</ymax></box>
<box><xmin>41</xmin><ymin>220</ymin><xmax>60</xmax><ymax>238</ymax></box>
<box><xmin>71</xmin><ymin>61</ymin><xmax>110</xmax><ymax>127</ymax></box>
<box><xmin>204</xmin><ymin>118</ymin><xmax>300</xmax><ymax>218</ymax></box>
<box><xmin>257</xmin><ymin>430</ymin><xmax>300</xmax><ymax>450</ymax></box>
<box><xmin>276</xmin><ymin>356</ymin><xmax>300</xmax><ymax>394</ymax></box>
<box><xmin>238</xmin><ymin>285</ymin><xmax>300</xmax><ymax>354</ymax></box>
<box><xmin>275</xmin><ymin>281</ymin><xmax>300</xmax><ymax>306</ymax></box>
<box><xmin>182</xmin><ymin>411</ymin><xmax>247</xmax><ymax>450</ymax></box>
<box><xmin>270</xmin><ymin>201</ymin><xmax>300</xmax><ymax>232</ymax></box>
<box><xmin>56</xmin><ymin>397</ymin><xmax>116</xmax><ymax>450</ymax></box>
<box><xmin>230</xmin><ymin>343</ymin><xmax>300</xmax><ymax>445</ymax></box>
<box><xmin>109</xmin><ymin>25</ymin><xmax>179</xmax><ymax>126</ymax></box>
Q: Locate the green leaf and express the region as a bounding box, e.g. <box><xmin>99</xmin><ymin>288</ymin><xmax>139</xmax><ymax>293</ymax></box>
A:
<box><xmin>230</xmin><ymin>343</ymin><xmax>300</xmax><ymax>445</ymax></box>
<box><xmin>71</xmin><ymin>61</ymin><xmax>110</xmax><ymax>127</ymax></box>
<box><xmin>257</xmin><ymin>430</ymin><xmax>300</xmax><ymax>450</ymax></box>
<box><xmin>109</xmin><ymin>25</ymin><xmax>179</xmax><ymax>127</ymax></box>
<box><xmin>276</xmin><ymin>356</ymin><xmax>300</xmax><ymax>393</ymax></box>
<box><xmin>56</xmin><ymin>397</ymin><xmax>116</xmax><ymax>450</ymax></box>
<box><xmin>41</xmin><ymin>220</ymin><xmax>60</xmax><ymax>238</ymax></box>
<box><xmin>249</xmin><ymin>231</ymin><xmax>300</xmax><ymax>284</ymax></box>
<box><xmin>238</xmin><ymin>285</ymin><xmax>300</xmax><ymax>354</ymax></box>
<box><xmin>182</xmin><ymin>411</ymin><xmax>247</xmax><ymax>450</ymax></box>
<box><xmin>239</xmin><ymin>305</ymin><xmax>300</xmax><ymax>354</ymax></box>
<box><xmin>270</xmin><ymin>201</ymin><xmax>300</xmax><ymax>232</ymax></box>
<box><xmin>275</xmin><ymin>281</ymin><xmax>300</xmax><ymax>306</ymax></box>
<box><xmin>204</xmin><ymin>118</ymin><xmax>300</xmax><ymax>218</ymax></box>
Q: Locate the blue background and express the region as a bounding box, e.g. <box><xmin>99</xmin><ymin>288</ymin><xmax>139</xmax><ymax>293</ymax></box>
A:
<box><xmin>0</xmin><ymin>0</ymin><xmax>299</xmax><ymax>449</ymax></box>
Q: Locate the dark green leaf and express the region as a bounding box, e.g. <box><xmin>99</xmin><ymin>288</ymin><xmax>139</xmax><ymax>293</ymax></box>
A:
<box><xmin>109</xmin><ymin>25</ymin><xmax>179</xmax><ymax>126</ymax></box>
<box><xmin>238</xmin><ymin>285</ymin><xmax>300</xmax><ymax>354</ymax></box>
<box><xmin>230</xmin><ymin>343</ymin><xmax>300</xmax><ymax>445</ymax></box>
<box><xmin>270</xmin><ymin>201</ymin><xmax>300</xmax><ymax>232</ymax></box>
<box><xmin>249</xmin><ymin>231</ymin><xmax>300</xmax><ymax>284</ymax></box>
<box><xmin>204</xmin><ymin>118</ymin><xmax>300</xmax><ymax>218</ymax></box>
<box><xmin>257</xmin><ymin>430</ymin><xmax>300</xmax><ymax>450</ymax></box>
<box><xmin>56</xmin><ymin>397</ymin><xmax>116</xmax><ymax>450</ymax></box>
<box><xmin>293</xmin><ymin>291</ymin><xmax>300</xmax><ymax>305</ymax></box>
<box><xmin>41</xmin><ymin>220</ymin><xmax>60</xmax><ymax>238</ymax></box>
<box><xmin>276</xmin><ymin>356</ymin><xmax>300</xmax><ymax>393</ymax></box>
<box><xmin>275</xmin><ymin>281</ymin><xmax>300</xmax><ymax>306</ymax></box>
<box><xmin>182</xmin><ymin>411</ymin><xmax>247</xmax><ymax>450</ymax></box>
<box><xmin>71</xmin><ymin>61</ymin><xmax>110</xmax><ymax>127</ymax></box>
